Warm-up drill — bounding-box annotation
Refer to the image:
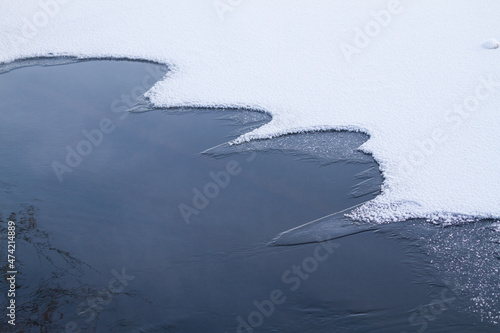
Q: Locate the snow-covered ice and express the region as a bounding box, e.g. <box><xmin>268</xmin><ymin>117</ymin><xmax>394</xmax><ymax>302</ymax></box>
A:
<box><xmin>1</xmin><ymin>0</ymin><xmax>499</xmax><ymax>223</ymax></box>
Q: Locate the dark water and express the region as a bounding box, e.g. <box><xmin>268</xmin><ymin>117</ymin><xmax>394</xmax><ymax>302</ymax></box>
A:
<box><xmin>0</xmin><ymin>60</ymin><xmax>498</xmax><ymax>332</ymax></box>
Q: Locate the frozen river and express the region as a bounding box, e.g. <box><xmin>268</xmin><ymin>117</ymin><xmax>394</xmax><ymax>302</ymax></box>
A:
<box><xmin>0</xmin><ymin>60</ymin><xmax>497</xmax><ymax>332</ymax></box>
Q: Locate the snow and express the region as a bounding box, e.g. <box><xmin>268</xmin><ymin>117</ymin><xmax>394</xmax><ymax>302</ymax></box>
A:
<box><xmin>1</xmin><ymin>0</ymin><xmax>499</xmax><ymax>223</ymax></box>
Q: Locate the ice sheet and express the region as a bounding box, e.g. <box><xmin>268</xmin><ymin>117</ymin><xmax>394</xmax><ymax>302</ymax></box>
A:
<box><xmin>1</xmin><ymin>0</ymin><xmax>499</xmax><ymax>223</ymax></box>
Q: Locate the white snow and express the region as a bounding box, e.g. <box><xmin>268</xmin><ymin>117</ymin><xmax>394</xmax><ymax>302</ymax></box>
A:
<box><xmin>1</xmin><ymin>0</ymin><xmax>499</xmax><ymax>223</ymax></box>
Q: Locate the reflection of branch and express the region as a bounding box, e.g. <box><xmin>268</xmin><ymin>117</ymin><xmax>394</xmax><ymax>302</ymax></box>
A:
<box><xmin>10</xmin><ymin>205</ymin><xmax>94</xmax><ymax>274</ymax></box>
<box><xmin>0</xmin><ymin>205</ymin><xmax>145</xmax><ymax>332</ymax></box>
